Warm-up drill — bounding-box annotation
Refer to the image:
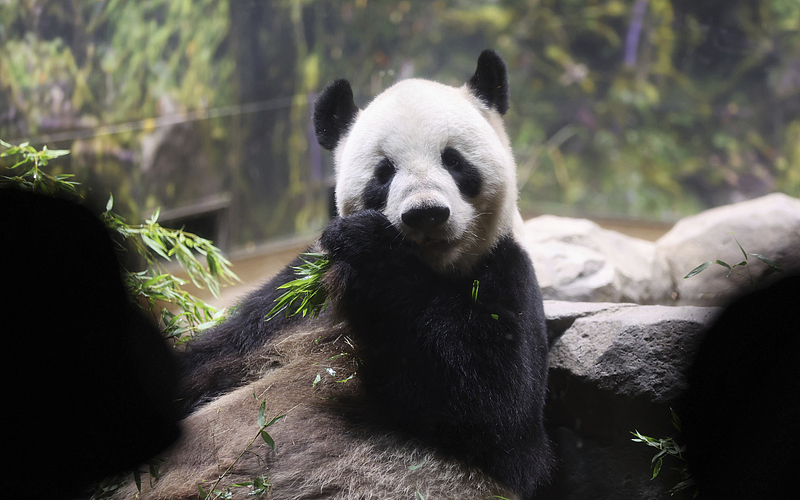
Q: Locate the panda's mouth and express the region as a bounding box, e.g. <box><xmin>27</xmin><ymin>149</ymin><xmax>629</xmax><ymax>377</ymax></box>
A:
<box><xmin>407</xmin><ymin>235</ymin><xmax>456</xmax><ymax>253</ymax></box>
<box><xmin>398</xmin><ymin>220</ymin><xmax>460</xmax><ymax>253</ymax></box>
<box><xmin>418</xmin><ymin>238</ymin><xmax>450</xmax><ymax>249</ymax></box>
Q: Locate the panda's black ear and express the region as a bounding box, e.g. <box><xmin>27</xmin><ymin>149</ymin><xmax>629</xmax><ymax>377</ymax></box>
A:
<box><xmin>467</xmin><ymin>50</ymin><xmax>509</xmax><ymax>115</ymax></box>
<box><xmin>314</xmin><ymin>79</ymin><xmax>359</xmax><ymax>150</ymax></box>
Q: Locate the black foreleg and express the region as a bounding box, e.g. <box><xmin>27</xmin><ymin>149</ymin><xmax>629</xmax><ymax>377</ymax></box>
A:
<box><xmin>320</xmin><ymin>210</ymin><xmax>552</xmax><ymax>499</ymax></box>
<box><xmin>177</xmin><ymin>249</ymin><xmax>316</xmax><ymax>415</ymax></box>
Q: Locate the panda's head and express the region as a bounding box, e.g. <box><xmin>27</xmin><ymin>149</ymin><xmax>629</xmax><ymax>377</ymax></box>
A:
<box><xmin>314</xmin><ymin>50</ymin><xmax>522</xmax><ymax>275</ymax></box>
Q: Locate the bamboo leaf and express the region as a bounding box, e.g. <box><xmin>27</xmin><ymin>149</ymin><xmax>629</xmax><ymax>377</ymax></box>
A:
<box><xmin>260</xmin><ymin>430</ymin><xmax>276</xmax><ymax>450</ymax></box>
<box><xmin>684</xmin><ymin>261</ymin><xmax>712</xmax><ymax>279</ymax></box>
<box><xmin>265</xmin><ymin>414</ymin><xmax>286</xmax><ymax>427</ymax></box>
<box><xmin>257</xmin><ymin>399</ymin><xmax>266</xmax><ymax>427</ymax></box>
<box><xmin>266</xmin><ymin>254</ymin><xmax>330</xmax><ymax>320</ymax></box>
<box><xmin>714</xmin><ymin>260</ymin><xmax>732</xmax><ymax>270</ymax></box>
<box><xmin>652</xmin><ymin>449</ymin><xmax>667</xmax><ymax>463</ymax></box>
<box><xmin>750</xmin><ymin>253</ymin><xmax>783</xmax><ymax>271</ymax></box>
<box><xmin>207</xmin><ymin>254</ymin><xmax>218</xmax><ymax>276</ymax></box>
<box><xmin>652</xmin><ymin>457</ymin><xmax>663</xmax><ymax>478</ymax></box>
<box><xmin>731</xmin><ymin>232</ymin><xmax>748</xmax><ymax>260</ymax></box>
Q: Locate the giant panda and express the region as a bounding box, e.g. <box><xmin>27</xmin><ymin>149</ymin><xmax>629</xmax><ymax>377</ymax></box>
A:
<box><xmin>118</xmin><ymin>50</ymin><xmax>551</xmax><ymax>500</ymax></box>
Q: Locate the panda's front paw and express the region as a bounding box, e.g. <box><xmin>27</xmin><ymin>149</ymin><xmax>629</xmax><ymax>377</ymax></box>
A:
<box><xmin>320</xmin><ymin>210</ymin><xmax>400</xmax><ymax>262</ymax></box>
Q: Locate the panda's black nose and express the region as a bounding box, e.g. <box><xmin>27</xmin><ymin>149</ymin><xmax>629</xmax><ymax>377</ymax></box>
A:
<box><xmin>401</xmin><ymin>206</ymin><xmax>450</xmax><ymax>230</ymax></box>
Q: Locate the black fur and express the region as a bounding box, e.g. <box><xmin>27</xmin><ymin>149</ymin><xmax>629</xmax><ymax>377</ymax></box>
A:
<box><xmin>179</xmin><ymin>210</ymin><xmax>553</xmax><ymax>498</ymax></box>
<box><xmin>320</xmin><ymin>210</ymin><xmax>552</xmax><ymax>499</ymax></box>
<box><xmin>467</xmin><ymin>49</ymin><xmax>509</xmax><ymax>115</ymax></box>
<box><xmin>313</xmin><ymin>79</ymin><xmax>359</xmax><ymax>150</ymax></box>
<box><xmin>177</xmin><ymin>250</ymin><xmax>315</xmax><ymax>416</ymax></box>
<box><xmin>442</xmin><ymin>146</ymin><xmax>482</xmax><ymax>198</ymax></box>
<box><xmin>180</xmin><ymin>50</ymin><xmax>551</xmax><ymax>498</ymax></box>
<box><xmin>362</xmin><ymin>158</ymin><xmax>395</xmax><ymax>210</ymax></box>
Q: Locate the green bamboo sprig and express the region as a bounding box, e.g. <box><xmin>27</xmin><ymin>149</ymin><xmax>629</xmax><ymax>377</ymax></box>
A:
<box><xmin>198</xmin><ymin>399</ymin><xmax>284</xmax><ymax>499</ymax></box>
<box><xmin>266</xmin><ymin>252</ymin><xmax>330</xmax><ymax>320</ymax></box>
<box><xmin>684</xmin><ymin>232</ymin><xmax>783</xmax><ymax>286</ymax></box>
<box><xmin>0</xmin><ymin>139</ymin><xmax>75</xmax><ymax>196</ymax></box>
<box><xmin>631</xmin><ymin>409</ymin><xmax>696</xmax><ymax>496</ymax></box>
<box><xmin>102</xmin><ymin>198</ymin><xmax>240</xmax><ymax>299</ymax></box>
<box><xmin>1</xmin><ymin>139</ymin><xmax>238</xmax><ymax>341</ymax></box>
<box><xmin>102</xmin><ymin>195</ymin><xmax>240</xmax><ymax>340</ymax></box>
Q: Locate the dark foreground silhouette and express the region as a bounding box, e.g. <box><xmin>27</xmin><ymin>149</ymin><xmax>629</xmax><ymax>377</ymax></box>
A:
<box><xmin>3</xmin><ymin>189</ymin><xmax>180</xmax><ymax>500</ymax></box>
<box><xmin>682</xmin><ymin>272</ymin><xmax>800</xmax><ymax>499</ymax></box>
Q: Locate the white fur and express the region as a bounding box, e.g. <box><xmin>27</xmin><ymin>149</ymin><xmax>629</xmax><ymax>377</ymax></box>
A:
<box><xmin>333</xmin><ymin>79</ymin><xmax>523</xmax><ymax>274</ymax></box>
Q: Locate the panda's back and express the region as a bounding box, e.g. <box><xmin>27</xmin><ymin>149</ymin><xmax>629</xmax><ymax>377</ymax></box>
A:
<box><xmin>114</xmin><ymin>319</ymin><xmax>514</xmax><ymax>500</ymax></box>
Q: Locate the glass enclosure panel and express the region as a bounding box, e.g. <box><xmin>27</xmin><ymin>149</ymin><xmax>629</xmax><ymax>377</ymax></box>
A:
<box><xmin>2</xmin><ymin>1</ymin><xmax>798</xmax><ymax>253</ymax></box>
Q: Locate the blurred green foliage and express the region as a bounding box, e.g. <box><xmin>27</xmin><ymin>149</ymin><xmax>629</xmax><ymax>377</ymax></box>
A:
<box><xmin>2</xmin><ymin>0</ymin><xmax>799</xmax><ymax>249</ymax></box>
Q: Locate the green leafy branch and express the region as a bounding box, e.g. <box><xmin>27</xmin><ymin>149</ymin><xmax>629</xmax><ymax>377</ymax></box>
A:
<box><xmin>123</xmin><ymin>268</ymin><xmax>228</xmax><ymax>341</ymax></box>
<box><xmin>198</xmin><ymin>399</ymin><xmax>285</xmax><ymax>499</ymax></box>
<box><xmin>105</xmin><ymin>202</ymin><xmax>239</xmax><ymax>298</ymax></box>
<box><xmin>630</xmin><ymin>431</ymin><xmax>685</xmax><ymax>480</ymax></box>
<box><xmin>0</xmin><ymin>139</ymin><xmax>75</xmax><ymax>196</ymax></box>
<box><xmin>1</xmin><ymin>139</ymin><xmax>238</xmax><ymax>341</ymax></box>
<box><xmin>684</xmin><ymin>232</ymin><xmax>782</xmax><ymax>287</ymax></box>
<box><xmin>102</xmin><ymin>198</ymin><xmax>240</xmax><ymax>340</ymax></box>
<box><xmin>266</xmin><ymin>252</ymin><xmax>330</xmax><ymax>320</ymax></box>
<box><xmin>631</xmin><ymin>409</ymin><xmax>696</xmax><ymax>496</ymax></box>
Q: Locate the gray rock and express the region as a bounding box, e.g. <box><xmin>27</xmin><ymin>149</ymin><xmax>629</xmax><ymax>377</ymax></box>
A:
<box><xmin>542</xmin><ymin>299</ymin><xmax>635</xmax><ymax>345</ymax></box>
<box><xmin>548</xmin><ymin>304</ymin><xmax>717</xmax><ymax>403</ymax></box>
<box><xmin>541</xmin><ymin>301</ymin><xmax>719</xmax><ymax>499</ymax></box>
<box><xmin>524</xmin><ymin>215</ymin><xmax>663</xmax><ymax>304</ymax></box>
<box><xmin>653</xmin><ymin>193</ymin><xmax>800</xmax><ymax>305</ymax></box>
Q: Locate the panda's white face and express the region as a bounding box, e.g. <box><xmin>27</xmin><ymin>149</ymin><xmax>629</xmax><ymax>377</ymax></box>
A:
<box><xmin>332</xmin><ymin>79</ymin><xmax>520</xmax><ymax>274</ymax></box>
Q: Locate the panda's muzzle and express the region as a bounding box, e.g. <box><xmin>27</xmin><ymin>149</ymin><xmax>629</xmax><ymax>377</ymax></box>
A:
<box><xmin>401</xmin><ymin>206</ymin><xmax>450</xmax><ymax>231</ymax></box>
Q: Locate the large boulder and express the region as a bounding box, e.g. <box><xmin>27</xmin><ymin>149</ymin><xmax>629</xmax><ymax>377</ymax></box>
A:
<box><xmin>523</xmin><ymin>215</ymin><xmax>663</xmax><ymax>304</ymax></box>
<box><xmin>653</xmin><ymin>193</ymin><xmax>800</xmax><ymax>305</ymax></box>
<box><xmin>523</xmin><ymin>193</ymin><xmax>800</xmax><ymax>306</ymax></box>
<box><xmin>541</xmin><ymin>300</ymin><xmax>719</xmax><ymax>500</ymax></box>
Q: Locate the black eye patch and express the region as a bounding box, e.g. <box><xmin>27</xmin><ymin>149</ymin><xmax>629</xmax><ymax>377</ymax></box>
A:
<box><xmin>441</xmin><ymin>147</ymin><xmax>482</xmax><ymax>198</ymax></box>
<box><xmin>363</xmin><ymin>158</ymin><xmax>396</xmax><ymax>210</ymax></box>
